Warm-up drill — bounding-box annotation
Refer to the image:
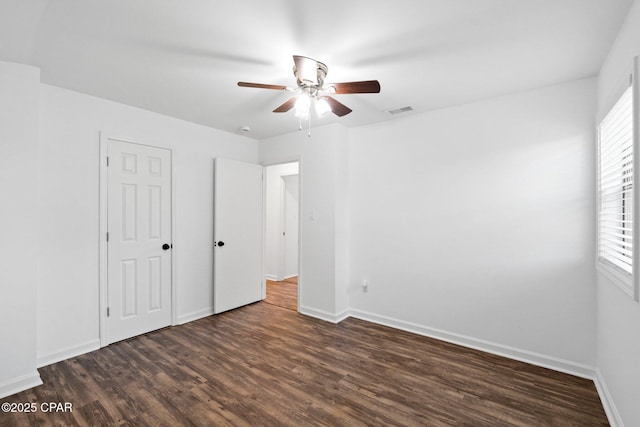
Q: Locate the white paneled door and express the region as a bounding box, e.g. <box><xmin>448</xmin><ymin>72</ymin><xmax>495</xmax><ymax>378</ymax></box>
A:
<box><xmin>106</xmin><ymin>140</ymin><xmax>172</xmax><ymax>344</ymax></box>
<box><xmin>214</xmin><ymin>158</ymin><xmax>264</xmax><ymax>314</ymax></box>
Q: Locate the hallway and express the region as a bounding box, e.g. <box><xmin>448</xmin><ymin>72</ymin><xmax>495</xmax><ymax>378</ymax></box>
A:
<box><xmin>265</xmin><ymin>277</ymin><xmax>297</xmax><ymax>311</ymax></box>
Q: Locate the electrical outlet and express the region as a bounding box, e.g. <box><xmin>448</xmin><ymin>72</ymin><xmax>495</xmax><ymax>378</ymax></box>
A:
<box><xmin>362</xmin><ymin>280</ymin><xmax>369</xmax><ymax>292</ymax></box>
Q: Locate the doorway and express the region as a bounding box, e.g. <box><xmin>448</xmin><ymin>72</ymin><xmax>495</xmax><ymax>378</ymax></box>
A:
<box><xmin>264</xmin><ymin>162</ymin><xmax>300</xmax><ymax>311</ymax></box>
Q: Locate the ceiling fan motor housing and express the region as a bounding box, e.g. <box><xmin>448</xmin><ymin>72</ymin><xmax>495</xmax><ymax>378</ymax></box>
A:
<box><xmin>293</xmin><ymin>55</ymin><xmax>328</xmax><ymax>89</ymax></box>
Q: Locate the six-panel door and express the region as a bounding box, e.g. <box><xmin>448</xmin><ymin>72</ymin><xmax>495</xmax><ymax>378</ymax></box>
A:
<box><xmin>107</xmin><ymin>140</ymin><xmax>172</xmax><ymax>344</ymax></box>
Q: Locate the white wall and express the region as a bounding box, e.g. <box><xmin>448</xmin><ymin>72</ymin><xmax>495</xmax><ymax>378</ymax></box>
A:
<box><xmin>37</xmin><ymin>84</ymin><xmax>258</xmax><ymax>366</ymax></box>
<box><xmin>595</xmin><ymin>1</ymin><xmax>640</xmax><ymax>425</ymax></box>
<box><xmin>260</xmin><ymin>124</ymin><xmax>350</xmax><ymax>321</ymax></box>
<box><xmin>0</xmin><ymin>61</ymin><xmax>42</xmax><ymax>398</ymax></box>
<box><xmin>265</xmin><ymin>162</ymin><xmax>298</xmax><ymax>281</ymax></box>
<box><xmin>348</xmin><ymin>78</ymin><xmax>598</xmax><ymax>374</ymax></box>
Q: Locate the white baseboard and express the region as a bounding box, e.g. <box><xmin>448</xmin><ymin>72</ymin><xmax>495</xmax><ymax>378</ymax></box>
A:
<box><xmin>37</xmin><ymin>339</ymin><xmax>101</xmax><ymax>368</ymax></box>
<box><xmin>335</xmin><ymin>309</ymin><xmax>350</xmax><ymax>323</ymax></box>
<box><xmin>594</xmin><ymin>370</ymin><xmax>623</xmax><ymax>427</ymax></box>
<box><xmin>300</xmin><ymin>305</ymin><xmax>349</xmax><ymax>323</ymax></box>
<box><xmin>265</xmin><ymin>274</ymin><xmax>278</xmax><ymax>281</ymax></box>
<box><xmin>0</xmin><ymin>371</ymin><xmax>42</xmax><ymax>399</ymax></box>
<box><xmin>348</xmin><ymin>309</ymin><xmax>597</xmax><ymax>380</ymax></box>
<box><xmin>177</xmin><ymin>307</ymin><xmax>214</xmax><ymax>325</ymax></box>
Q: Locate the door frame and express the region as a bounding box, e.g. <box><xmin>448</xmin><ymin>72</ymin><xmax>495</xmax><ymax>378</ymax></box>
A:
<box><xmin>98</xmin><ymin>133</ymin><xmax>177</xmax><ymax>347</ymax></box>
<box><xmin>262</xmin><ymin>156</ymin><xmax>303</xmax><ymax>311</ymax></box>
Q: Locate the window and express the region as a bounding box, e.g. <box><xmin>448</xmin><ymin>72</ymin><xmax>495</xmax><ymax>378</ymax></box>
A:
<box><xmin>597</xmin><ymin>84</ymin><xmax>635</xmax><ymax>298</ymax></box>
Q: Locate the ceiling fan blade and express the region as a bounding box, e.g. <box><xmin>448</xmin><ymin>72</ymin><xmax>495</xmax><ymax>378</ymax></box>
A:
<box><xmin>238</xmin><ymin>82</ymin><xmax>289</xmax><ymax>90</ymax></box>
<box><xmin>273</xmin><ymin>97</ymin><xmax>297</xmax><ymax>113</ymax></box>
<box><xmin>325</xmin><ymin>96</ymin><xmax>353</xmax><ymax>117</ymax></box>
<box><xmin>332</xmin><ymin>80</ymin><xmax>381</xmax><ymax>94</ymax></box>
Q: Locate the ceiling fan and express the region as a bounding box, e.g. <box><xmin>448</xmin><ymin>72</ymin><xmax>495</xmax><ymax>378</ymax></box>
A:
<box><xmin>238</xmin><ymin>55</ymin><xmax>380</xmax><ymax>119</ymax></box>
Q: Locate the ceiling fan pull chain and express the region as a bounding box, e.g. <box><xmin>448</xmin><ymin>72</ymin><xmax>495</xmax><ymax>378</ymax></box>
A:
<box><xmin>298</xmin><ymin>118</ymin><xmax>302</xmax><ymax>131</ymax></box>
<box><xmin>308</xmin><ymin>110</ymin><xmax>312</xmax><ymax>138</ymax></box>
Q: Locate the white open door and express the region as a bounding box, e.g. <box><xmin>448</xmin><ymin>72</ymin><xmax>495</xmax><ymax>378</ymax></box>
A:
<box><xmin>214</xmin><ymin>158</ymin><xmax>264</xmax><ymax>313</ymax></box>
<box><xmin>106</xmin><ymin>139</ymin><xmax>172</xmax><ymax>344</ymax></box>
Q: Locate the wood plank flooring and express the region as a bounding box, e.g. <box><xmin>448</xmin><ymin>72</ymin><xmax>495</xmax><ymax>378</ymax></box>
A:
<box><xmin>265</xmin><ymin>277</ymin><xmax>298</xmax><ymax>311</ymax></box>
<box><xmin>1</xmin><ymin>301</ymin><xmax>608</xmax><ymax>426</ymax></box>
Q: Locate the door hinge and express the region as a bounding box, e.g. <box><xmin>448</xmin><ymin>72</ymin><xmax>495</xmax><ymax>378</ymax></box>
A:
<box><xmin>106</xmin><ymin>156</ymin><xmax>110</xmax><ymax>167</ymax></box>
<box><xmin>107</xmin><ymin>307</ymin><xmax>110</xmax><ymax>317</ymax></box>
<box><xmin>106</xmin><ymin>232</ymin><xmax>109</xmax><ymax>242</ymax></box>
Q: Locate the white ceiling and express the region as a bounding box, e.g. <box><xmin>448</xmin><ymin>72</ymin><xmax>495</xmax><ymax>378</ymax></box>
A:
<box><xmin>0</xmin><ymin>0</ymin><xmax>633</xmax><ymax>140</ymax></box>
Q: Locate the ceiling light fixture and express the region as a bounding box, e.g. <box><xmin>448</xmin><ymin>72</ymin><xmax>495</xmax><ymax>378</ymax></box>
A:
<box><xmin>294</xmin><ymin>92</ymin><xmax>311</xmax><ymax>119</ymax></box>
<box><xmin>238</xmin><ymin>55</ymin><xmax>381</xmax><ymax>138</ymax></box>
<box><xmin>315</xmin><ymin>97</ymin><xmax>331</xmax><ymax>117</ymax></box>
<box><xmin>294</xmin><ymin>89</ymin><xmax>332</xmax><ymax>136</ymax></box>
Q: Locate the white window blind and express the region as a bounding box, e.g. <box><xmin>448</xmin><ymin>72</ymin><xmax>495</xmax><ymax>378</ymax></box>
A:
<box><xmin>598</xmin><ymin>85</ymin><xmax>634</xmax><ymax>283</ymax></box>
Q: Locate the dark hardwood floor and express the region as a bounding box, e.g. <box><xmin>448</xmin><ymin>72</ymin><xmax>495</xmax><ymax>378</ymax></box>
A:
<box><xmin>1</xmin><ymin>299</ymin><xmax>608</xmax><ymax>426</ymax></box>
<box><xmin>265</xmin><ymin>277</ymin><xmax>298</xmax><ymax>311</ymax></box>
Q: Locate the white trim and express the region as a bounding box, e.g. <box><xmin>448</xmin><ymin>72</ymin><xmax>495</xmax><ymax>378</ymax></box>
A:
<box><xmin>261</xmin><ymin>163</ymin><xmax>267</xmax><ymax>299</ymax></box>
<box><xmin>597</xmin><ymin>261</ymin><xmax>635</xmax><ymax>299</ymax></box>
<box><xmin>299</xmin><ymin>305</ymin><xmax>350</xmax><ymax>323</ymax></box>
<box><xmin>632</xmin><ymin>55</ymin><xmax>640</xmax><ymax>302</ymax></box>
<box><xmin>171</xmin><ymin>148</ymin><xmax>179</xmax><ymax>325</ymax></box>
<box><xmin>0</xmin><ymin>372</ymin><xmax>42</xmax><ymax>399</ymax></box>
<box><xmin>98</xmin><ymin>133</ymin><xmax>108</xmax><ymax>347</ymax></box>
<box><xmin>261</xmin><ymin>165</ymin><xmax>266</xmax><ymax>300</ymax></box>
<box><xmin>98</xmin><ymin>133</ymin><xmax>177</xmax><ymax>347</ymax></box>
<box><xmin>594</xmin><ymin>370</ymin><xmax>623</xmax><ymax>427</ymax></box>
<box><xmin>597</xmin><ymin>67</ymin><xmax>635</xmax><ymax>123</ymax></box>
<box><xmin>348</xmin><ymin>309</ymin><xmax>597</xmax><ymax>379</ymax></box>
<box><xmin>297</xmin><ymin>157</ymin><xmax>303</xmax><ymax>313</ymax></box>
<box><xmin>177</xmin><ymin>307</ymin><xmax>215</xmax><ymax>325</ymax></box>
<box><xmin>265</xmin><ymin>274</ymin><xmax>279</xmax><ymax>281</ymax></box>
<box><xmin>335</xmin><ymin>309</ymin><xmax>350</xmax><ymax>323</ymax></box>
<box><xmin>37</xmin><ymin>340</ymin><xmax>100</xmax><ymax>368</ymax></box>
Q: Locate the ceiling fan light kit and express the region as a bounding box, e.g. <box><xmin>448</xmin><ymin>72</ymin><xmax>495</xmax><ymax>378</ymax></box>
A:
<box><xmin>238</xmin><ymin>55</ymin><xmax>380</xmax><ymax>136</ymax></box>
<box><xmin>294</xmin><ymin>92</ymin><xmax>311</xmax><ymax>118</ymax></box>
<box><xmin>315</xmin><ymin>97</ymin><xmax>331</xmax><ymax>117</ymax></box>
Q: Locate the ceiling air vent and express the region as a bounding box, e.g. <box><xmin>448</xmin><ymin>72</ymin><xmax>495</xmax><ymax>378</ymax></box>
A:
<box><xmin>386</xmin><ymin>106</ymin><xmax>413</xmax><ymax>115</ymax></box>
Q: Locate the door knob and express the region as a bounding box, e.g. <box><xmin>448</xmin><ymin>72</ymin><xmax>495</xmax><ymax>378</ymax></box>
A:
<box><xmin>217</xmin><ymin>241</ymin><xmax>225</xmax><ymax>247</ymax></box>
<box><xmin>162</xmin><ymin>243</ymin><xmax>172</xmax><ymax>250</ymax></box>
